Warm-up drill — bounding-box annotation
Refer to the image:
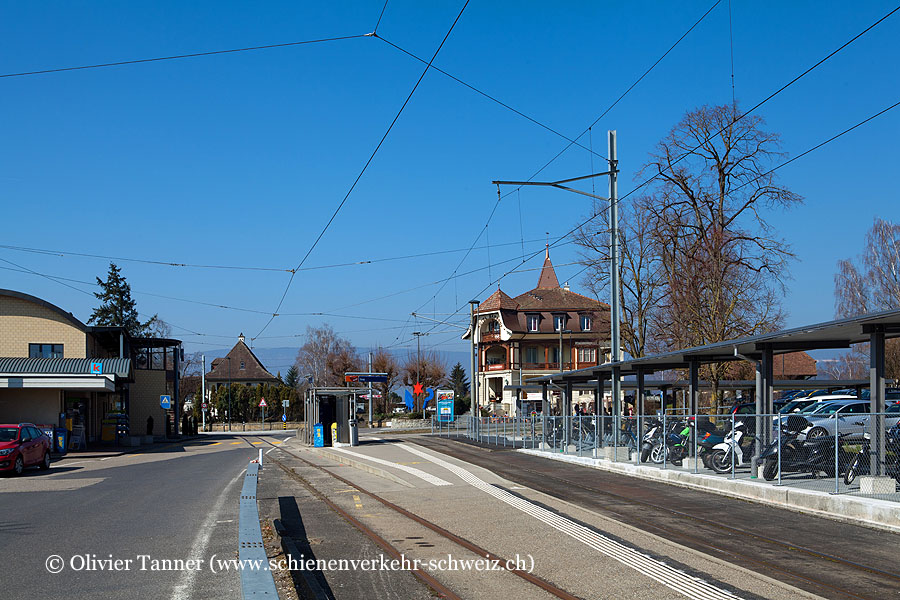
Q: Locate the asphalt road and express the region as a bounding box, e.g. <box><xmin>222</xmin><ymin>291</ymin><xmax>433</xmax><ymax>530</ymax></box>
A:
<box><xmin>0</xmin><ymin>433</ymin><xmax>284</xmax><ymax>600</ymax></box>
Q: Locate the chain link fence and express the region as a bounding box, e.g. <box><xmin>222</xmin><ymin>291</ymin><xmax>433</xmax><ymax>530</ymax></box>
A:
<box><xmin>431</xmin><ymin>411</ymin><xmax>900</xmax><ymax>501</ymax></box>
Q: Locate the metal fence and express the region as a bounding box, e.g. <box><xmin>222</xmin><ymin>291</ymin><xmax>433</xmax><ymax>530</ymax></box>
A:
<box><xmin>431</xmin><ymin>412</ymin><xmax>900</xmax><ymax>501</ymax></box>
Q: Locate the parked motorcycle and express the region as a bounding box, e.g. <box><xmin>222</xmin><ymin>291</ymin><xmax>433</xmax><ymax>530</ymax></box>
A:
<box><xmin>761</xmin><ymin>415</ymin><xmax>849</xmax><ymax>481</ymax></box>
<box><xmin>648</xmin><ymin>418</ymin><xmax>693</xmax><ymax>465</ymax></box>
<box><xmin>639</xmin><ymin>417</ymin><xmax>662</xmax><ymax>463</ymax></box>
<box><xmin>843</xmin><ymin>422</ymin><xmax>900</xmax><ymax>485</ymax></box>
<box><xmin>709</xmin><ymin>421</ymin><xmax>758</xmax><ymax>474</ymax></box>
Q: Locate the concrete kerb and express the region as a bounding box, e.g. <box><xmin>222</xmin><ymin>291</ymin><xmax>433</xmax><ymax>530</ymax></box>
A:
<box><xmin>310</xmin><ymin>447</ymin><xmax>415</xmax><ymax>488</ymax></box>
<box><xmin>519</xmin><ymin>448</ymin><xmax>900</xmax><ymax>535</ymax></box>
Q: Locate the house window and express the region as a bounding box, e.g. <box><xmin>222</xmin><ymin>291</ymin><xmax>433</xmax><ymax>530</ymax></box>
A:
<box><xmin>527</xmin><ymin>315</ymin><xmax>539</xmax><ymax>332</ymax></box>
<box><xmin>240</xmin><ymin>361</ymin><xmax>245</xmax><ymax>370</ymax></box>
<box><xmin>29</xmin><ymin>344</ymin><xmax>64</xmax><ymax>358</ymax></box>
<box><xmin>488</xmin><ymin>320</ymin><xmax>500</xmax><ymax>332</ymax></box>
<box><xmin>553</xmin><ymin>315</ymin><xmax>566</xmax><ymax>331</ymax></box>
<box><xmin>580</xmin><ymin>315</ymin><xmax>592</xmax><ymax>331</ymax></box>
<box><xmin>524</xmin><ymin>347</ymin><xmax>539</xmax><ymax>364</ymax></box>
<box><xmin>578</xmin><ymin>348</ymin><xmax>597</xmax><ymax>362</ymax></box>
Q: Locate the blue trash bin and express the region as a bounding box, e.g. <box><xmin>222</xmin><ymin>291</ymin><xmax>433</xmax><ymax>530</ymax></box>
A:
<box><xmin>54</xmin><ymin>428</ymin><xmax>68</xmax><ymax>455</ymax></box>
<box><xmin>313</xmin><ymin>423</ymin><xmax>324</xmax><ymax>447</ymax></box>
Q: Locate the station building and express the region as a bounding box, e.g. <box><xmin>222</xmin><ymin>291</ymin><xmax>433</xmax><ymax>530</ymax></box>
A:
<box><xmin>0</xmin><ymin>289</ymin><xmax>181</xmax><ymax>444</ymax></box>
<box><xmin>464</xmin><ymin>249</ymin><xmax>612</xmax><ymax>416</ymax></box>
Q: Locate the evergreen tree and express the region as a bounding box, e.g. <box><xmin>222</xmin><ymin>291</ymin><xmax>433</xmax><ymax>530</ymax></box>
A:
<box><xmin>449</xmin><ymin>362</ymin><xmax>469</xmax><ymax>398</ymax></box>
<box><xmin>89</xmin><ymin>263</ymin><xmax>159</xmax><ymax>336</ymax></box>
<box><xmin>285</xmin><ymin>365</ymin><xmax>300</xmax><ymax>390</ymax></box>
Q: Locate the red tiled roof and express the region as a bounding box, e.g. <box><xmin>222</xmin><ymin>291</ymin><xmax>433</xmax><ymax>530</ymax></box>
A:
<box><xmin>206</xmin><ymin>338</ymin><xmax>278</xmax><ymax>382</ymax></box>
<box><xmin>480</xmin><ymin>288</ymin><xmax>518</xmax><ymax>311</ymax></box>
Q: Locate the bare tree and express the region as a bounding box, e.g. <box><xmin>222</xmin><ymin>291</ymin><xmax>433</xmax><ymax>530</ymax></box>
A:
<box><xmin>835</xmin><ymin>217</ymin><xmax>900</xmax><ymax>378</ymax></box>
<box><xmin>372</xmin><ymin>347</ymin><xmax>401</xmax><ymax>415</ymax></box>
<box><xmin>576</xmin><ymin>196</ymin><xmax>667</xmax><ymax>359</ymax></box>
<box><xmin>294</xmin><ymin>324</ymin><xmax>360</xmax><ymax>387</ymax></box>
<box><xmin>638</xmin><ymin>103</ymin><xmax>799</xmax><ymax>411</ymax></box>
<box><xmin>401</xmin><ymin>351</ymin><xmax>448</xmax><ymax>412</ymax></box>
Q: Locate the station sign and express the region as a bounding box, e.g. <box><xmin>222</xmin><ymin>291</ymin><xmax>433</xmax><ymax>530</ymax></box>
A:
<box><xmin>344</xmin><ymin>372</ymin><xmax>389</xmax><ymax>383</ymax></box>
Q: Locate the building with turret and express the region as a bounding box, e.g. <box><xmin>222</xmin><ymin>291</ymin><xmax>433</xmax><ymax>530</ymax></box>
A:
<box><xmin>464</xmin><ymin>248</ymin><xmax>612</xmax><ymax>416</ymax></box>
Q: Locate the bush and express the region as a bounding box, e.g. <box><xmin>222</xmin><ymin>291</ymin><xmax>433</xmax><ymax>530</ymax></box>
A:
<box><xmin>403</xmin><ymin>411</ymin><xmax>424</xmax><ymax>420</ymax></box>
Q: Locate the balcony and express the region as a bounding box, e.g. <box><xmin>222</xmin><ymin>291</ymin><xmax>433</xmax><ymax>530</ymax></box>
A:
<box><xmin>481</xmin><ymin>331</ymin><xmax>501</xmax><ymax>343</ymax></box>
<box><xmin>522</xmin><ymin>362</ymin><xmax>576</xmax><ymax>371</ymax></box>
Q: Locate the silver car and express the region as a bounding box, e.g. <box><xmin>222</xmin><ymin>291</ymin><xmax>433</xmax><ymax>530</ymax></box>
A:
<box><xmin>802</xmin><ymin>400</ymin><xmax>900</xmax><ymax>440</ymax></box>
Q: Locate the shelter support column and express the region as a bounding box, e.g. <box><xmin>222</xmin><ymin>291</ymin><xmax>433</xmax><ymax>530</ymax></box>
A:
<box><xmin>688</xmin><ymin>361</ymin><xmax>699</xmax><ymax>415</ymax></box>
<box><xmin>867</xmin><ymin>326</ymin><xmax>886</xmax><ymax>477</ymax></box>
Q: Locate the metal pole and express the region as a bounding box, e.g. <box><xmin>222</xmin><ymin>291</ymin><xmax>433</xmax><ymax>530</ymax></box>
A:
<box><xmin>608</xmin><ymin>131</ymin><xmax>622</xmax><ymax>429</ymax></box>
<box><xmin>228</xmin><ymin>357</ymin><xmax>232</xmax><ymax>432</ymax></box>
<box><xmin>368</xmin><ymin>352</ymin><xmax>373</xmax><ymax>426</ymax></box>
<box><xmin>469</xmin><ymin>300</ymin><xmax>480</xmax><ymax>437</ymax></box>
<box><xmin>414</xmin><ymin>332</ymin><xmax>422</xmax><ymax>412</ymax></box>
<box><xmin>869</xmin><ymin>326</ymin><xmax>886</xmax><ymax>476</ymax></box>
<box><xmin>201</xmin><ymin>355</ymin><xmax>206</xmax><ymax>432</ymax></box>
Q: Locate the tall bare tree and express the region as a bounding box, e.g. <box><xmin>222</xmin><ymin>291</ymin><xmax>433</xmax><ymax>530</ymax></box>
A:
<box><xmin>639</xmin><ymin>103</ymin><xmax>800</xmax><ymax>411</ymax></box>
<box><xmin>834</xmin><ymin>217</ymin><xmax>900</xmax><ymax>378</ymax></box>
<box><xmin>576</xmin><ymin>196</ymin><xmax>667</xmax><ymax>359</ymax></box>
<box><xmin>294</xmin><ymin>324</ymin><xmax>360</xmax><ymax>387</ymax></box>
<box><xmin>372</xmin><ymin>346</ymin><xmax>400</xmax><ymax>414</ymax></box>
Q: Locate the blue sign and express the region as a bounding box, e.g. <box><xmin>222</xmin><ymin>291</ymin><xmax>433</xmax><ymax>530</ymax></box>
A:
<box><xmin>313</xmin><ymin>423</ymin><xmax>324</xmax><ymax>447</ymax></box>
<box><xmin>160</xmin><ymin>395</ymin><xmax>171</xmax><ymax>410</ymax></box>
<box><xmin>281</xmin><ymin>413</ymin><xmax>287</xmax><ymax>422</ymax></box>
<box><xmin>404</xmin><ymin>388</ymin><xmax>435</xmax><ymax>410</ymax></box>
<box><xmin>437</xmin><ymin>390</ymin><xmax>455</xmax><ymax>422</ymax></box>
<box><xmin>90</xmin><ymin>361</ymin><xmax>102</xmax><ymax>375</ymax></box>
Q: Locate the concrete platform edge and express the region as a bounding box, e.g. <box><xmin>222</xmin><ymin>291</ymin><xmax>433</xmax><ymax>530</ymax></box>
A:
<box><xmin>310</xmin><ymin>448</ymin><xmax>415</xmax><ymax>488</ymax></box>
<box><xmin>518</xmin><ymin>448</ymin><xmax>900</xmax><ymax>534</ymax></box>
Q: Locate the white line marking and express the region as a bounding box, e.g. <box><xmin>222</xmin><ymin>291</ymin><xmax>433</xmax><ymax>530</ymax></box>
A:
<box><xmin>330</xmin><ymin>447</ymin><xmax>451</xmax><ymax>486</ymax></box>
<box><xmin>171</xmin><ymin>467</ymin><xmax>245</xmax><ymax>600</ymax></box>
<box><xmin>265</xmin><ymin>448</ymin><xmax>275</xmax><ymax>455</ymax></box>
<box><xmin>398</xmin><ymin>443</ymin><xmax>742</xmax><ymax>600</ymax></box>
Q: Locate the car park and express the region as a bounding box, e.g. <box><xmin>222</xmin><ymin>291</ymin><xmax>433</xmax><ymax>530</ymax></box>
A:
<box><xmin>799</xmin><ymin>399</ymin><xmax>900</xmax><ymax>441</ymax></box>
<box><xmin>0</xmin><ymin>423</ymin><xmax>52</xmax><ymax>476</ymax></box>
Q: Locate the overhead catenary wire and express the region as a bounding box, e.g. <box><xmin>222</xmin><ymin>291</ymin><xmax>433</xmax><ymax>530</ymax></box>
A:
<box><xmin>0</xmin><ymin>34</ymin><xmax>370</xmax><ymax>79</ymax></box>
<box><xmin>422</xmin><ymin>92</ymin><xmax>900</xmax><ymax>346</ymax></box>
<box><xmin>253</xmin><ymin>0</ymin><xmax>471</xmax><ymax>341</ymax></box>
<box><xmin>412</xmin><ymin>0</ymin><xmax>723</xmax><ymax>324</ymax></box>
<box><xmin>0</xmin><ymin>237</ymin><xmax>549</xmax><ymax>274</ymax></box>
<box><xmin>375</xmin><ymin>35</ymin><xmax>606</xmax><ymax>159</ymax></box>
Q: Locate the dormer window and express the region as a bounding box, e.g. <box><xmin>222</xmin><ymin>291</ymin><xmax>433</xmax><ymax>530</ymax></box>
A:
<box><xmin>553</xmin><ymin>315</ymin><xmax>566</xmax><ymax>332</ymax></box>
<box><xmin>488</xmin><ymin>320</ymin><xmax>500</xmax><ymax>333</ymax></box>
<box><xmin>580</xmin><ymin>315</ymin><xmax>592</xmax><ymax>331</ymax></box>
<box><xmin>526</xmin><ymin>314</ymin><xmax>539</xmax><ymax>332</ymax></box>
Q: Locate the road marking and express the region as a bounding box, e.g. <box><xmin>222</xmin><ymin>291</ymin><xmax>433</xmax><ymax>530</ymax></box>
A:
<box><xmin>353</xmin><ymin>494</ymin><xmax>363</xmax><ymax>509</ymax></box>
<box><xmin>171</xmin><ymin>466</ymin><xmax>245</xmax><ymax>600</ymax></box>
<box><xmin>230</xmin><ymin>442</ymin><xmax>242</xmax><ymax>445</ymax></box>
<box><xmin>399</xmin><ymin>443</ymin><xmax>743</xmax><ymax>600</ymax></box>
<box><xmin>265</xmin><ymin>448</ymin><xmax>275</xmax><ymax>455</ymax></box>
<box><xmin>209</xmin><ymin>442</ymin><xmax>222</xmax><ymax>446</ymax></box>
<box><xmin>251</xmin><ymin>441</ymin><xmax>263</xmax><ymax>445</ymax></box>
<box><xmin>330</xmin><ymin>447</ymin><xmax>451</xmax><ymax>486</ymax></box>
<box><xmin>271</xmin><ymin>440</ymin><xmax>282</xmax><ymax>444</ymax></box>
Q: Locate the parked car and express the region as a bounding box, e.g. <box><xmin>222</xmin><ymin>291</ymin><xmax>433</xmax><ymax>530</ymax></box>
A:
<box><xmin>0</xmin><ymin>423</ymin><xmax>52</xmax><ymax>475</ymax></box>
<box><xmin>800</xmin><ymin>399</ymin><xmax>900</xmax><ymax>441</ymax></box>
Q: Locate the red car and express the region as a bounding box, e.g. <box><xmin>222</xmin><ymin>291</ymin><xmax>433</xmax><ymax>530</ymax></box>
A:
<box><xmin>0</xmin><ymin>423</ymin><xmax>51</xmax><ymax>475</ymax></box>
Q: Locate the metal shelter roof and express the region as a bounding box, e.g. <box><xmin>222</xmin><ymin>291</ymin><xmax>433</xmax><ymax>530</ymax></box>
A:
<box><xmin>0</xmin><ymin>357</ymin><xmax>133</xmax><ymax>379</ymax></box>
<box><xmin>528</xmin><ymin>308</ymin><xmax>900</xmax><ymax>384</ymax></box>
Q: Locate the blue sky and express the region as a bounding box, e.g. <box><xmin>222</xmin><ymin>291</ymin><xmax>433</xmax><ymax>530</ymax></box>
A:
<box><xmin>1</xmin><ymin>1</ymin><xmax>898</xmax><ymax>360</ymax></box>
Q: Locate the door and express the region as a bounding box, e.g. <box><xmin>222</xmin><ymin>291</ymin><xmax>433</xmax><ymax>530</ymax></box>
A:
<box><xmin>838</xmin><ymin>403</ymin><xmax>870</xmax><ymax>439</ymax></box>
<box><xmin>18</xmin><ymin>428</ymin><xmax>36</xmax><ymax>465</ymax></box>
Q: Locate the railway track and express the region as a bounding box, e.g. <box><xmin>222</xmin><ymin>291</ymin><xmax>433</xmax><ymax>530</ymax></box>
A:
<box><xmin>243</xmin><ymin>435</ymin><xmax>582</xmax><ymax>600</ymax></box>
<box><xmin>414</xmin><ymin>435</ymin><xmax>900</xmax><ymax>600</ymax></box>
